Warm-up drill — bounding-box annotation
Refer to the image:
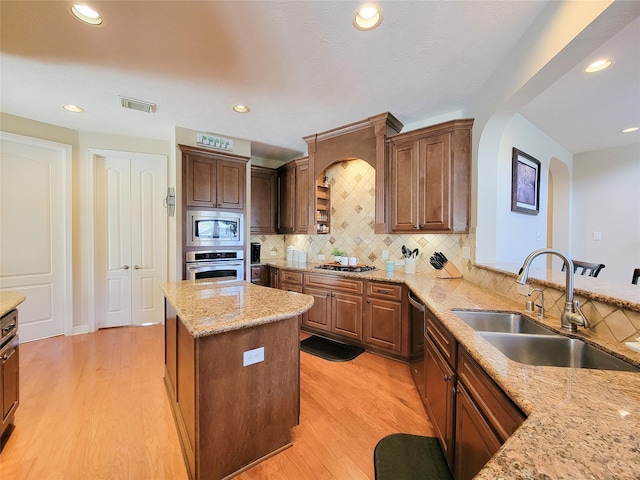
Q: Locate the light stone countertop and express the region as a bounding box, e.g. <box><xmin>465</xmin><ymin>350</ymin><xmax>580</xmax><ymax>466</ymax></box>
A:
<box><xmin>266</xmin><ymin>260</ymin><xmax>640</xmax><ymax>479</ymax></box>
<box><xmin>0</xmin><ymin>291</ymin><xmax>26</xmax><ymax>317</ymax></box>
<box><xmin>160</xmin><ymin>279</ymin><xmax>314</xmax><ymax>338</ymax></box>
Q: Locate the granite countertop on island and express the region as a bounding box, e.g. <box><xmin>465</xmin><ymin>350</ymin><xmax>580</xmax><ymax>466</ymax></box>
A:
<box><xmin>0</xmin><ymin>291</ymin><xmax>27</xmax><ymax>317</ymax></box>
<box><xmin>266</xmin><ymin>260</ymin><xmax>640</xmax><ymax>479</ymax></box>
<box><xmin>161</xmin><ymin>279</ymin><xmax>313</xmax><ymax>338</ymax></box>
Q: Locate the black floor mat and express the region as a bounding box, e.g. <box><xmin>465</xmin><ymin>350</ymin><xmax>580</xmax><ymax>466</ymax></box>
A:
<box><xmin>300</xmin><ymin>335</ymin><xmax>364</xmax><ymax>362</ymax></box>
<box><xmin>374</xmin><ymin>433</ymin><xmax>453</xmax><ymax>480</ymax></box>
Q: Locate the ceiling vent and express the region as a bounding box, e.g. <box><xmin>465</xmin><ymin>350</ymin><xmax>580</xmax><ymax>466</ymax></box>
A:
<box><xmin>118</xmin><ymin>95</ymin><xmax>157</xmax><ymax>113</ymax></box>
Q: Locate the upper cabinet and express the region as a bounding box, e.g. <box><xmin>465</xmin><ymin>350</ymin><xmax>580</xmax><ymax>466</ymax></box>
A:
<box><xmin>181</xmin><ymin>144</ymin><xmax>248</xmax><ymax>211</ymax></box>
<box><xmin>250</xmin><ymin>166</ymin><xmax>277</xmax><ymax>234</ymax></box>
<box><xmin>388</xmin><ymin>119</ymin><xmax>473</xmax><ymax>233</ymax></box>
<box><xmin>277</xmin><ymin>157</ymin><xmax>310</xmax><ymax>234</ymax></box>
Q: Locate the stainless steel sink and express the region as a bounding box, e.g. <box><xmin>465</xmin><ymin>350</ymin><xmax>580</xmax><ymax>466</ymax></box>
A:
<box><xmin>452</xmin><ymin>310</ymin><xmax>555</xmax><ymax>335</ymax></box>
<box><xmin>479</xmin><ymin>332</ymin><xmax>640</xmax><ymax>372</ymax></box>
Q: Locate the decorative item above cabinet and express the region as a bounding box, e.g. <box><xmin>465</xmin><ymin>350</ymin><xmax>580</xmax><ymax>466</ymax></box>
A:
<box><xmin>387</xmin><ymin>119</ymin><xmax>473</xmax><ymax>233</ymax></box>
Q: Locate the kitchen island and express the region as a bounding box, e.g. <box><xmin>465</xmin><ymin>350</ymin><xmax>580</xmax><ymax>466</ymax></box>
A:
<box><xmin>161</xmin><ymin>280</ymin><xmax>313</xmax><ymax>480</ymax></box>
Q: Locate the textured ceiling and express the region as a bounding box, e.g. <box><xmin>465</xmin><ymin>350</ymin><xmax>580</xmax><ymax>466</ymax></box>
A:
<box><xmin>1</xmin><ymin>1</ymin><xmax>638</xmax><ymax>160</ymax></box>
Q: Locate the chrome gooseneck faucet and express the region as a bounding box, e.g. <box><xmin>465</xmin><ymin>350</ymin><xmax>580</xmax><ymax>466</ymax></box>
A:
<box><xmin>516</xmin><ymin>248</ymin><xmax>589</xmax><ymax>332</ymax></box>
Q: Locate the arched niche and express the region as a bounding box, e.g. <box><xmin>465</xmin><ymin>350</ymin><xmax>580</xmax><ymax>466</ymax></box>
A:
<box><xmin>304</xmin><ymin>112</ymin><xmax>403</xmax><ymax>233</ymax></box>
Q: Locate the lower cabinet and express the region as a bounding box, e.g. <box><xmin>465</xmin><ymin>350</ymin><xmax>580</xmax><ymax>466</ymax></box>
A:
<box><xmin>250</xmin><ymin>265</ymin><xmax>268</xmax><ymax>285</ymax></box>
<box><xmin>303</xmin><ymin>273</ymin><xmax>363</xmax><ymax>341</ymax></box>
<box><xmin>424</xmin><ymin>334</ymin><xmax>456</xmax><ymax>468</ymax></box>
<box><xmin>1</xmin><ymin>309</ymin><xmax>19</xmax><ymax>440</ymax></box>
<box><xmin>424</xmin><ymin>310</ymin><xmax>526</xmax><ymax>480</ymax></box>
<box><xmin>272</xmin><ymin>268</ymin><xmax>411</xmax><ymax>360</ymax></box>
<box><xmin>363</xmin><ymin>281</ymin><xmax>404</xmax><ymax>355</ymax></box>
<box><xmin>280</xmin><ymin>269</ymin><xmax>304</xmax><ymax>293</ymax></box>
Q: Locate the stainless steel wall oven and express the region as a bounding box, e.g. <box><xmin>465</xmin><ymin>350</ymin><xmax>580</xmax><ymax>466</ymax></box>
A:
<box><xmin>185</xmin><ymin>250</ymin><xmax>244</xmax><ymax>282</ymax></box>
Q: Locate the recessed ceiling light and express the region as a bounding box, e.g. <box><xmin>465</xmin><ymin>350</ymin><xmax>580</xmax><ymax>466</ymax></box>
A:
<box><xmin>69</xmin><ymin>4</ymin><xmax>103</xmax><ymax>26</ymax></box>
<box><xmin>622</xmin><ymin>127</ymin><xmax>639</xmax><ymax>133</ymax></box>
<box><xmin>584</xmin><ymin>58</ymin><xmax>612</xmax><ymax>73</ymax></box>
<box><xmin>63</xmin><ymin>104</ymin><xmax>84</xmax><ymax>113</ymax></box>
<box><xmin>353</xmin><ymin>4</ymin><xmax>383</xmax><ymax>31</ymax></box>
<box><xmin>232</xmin><ymin>104</ymin><xmax>250</xmax><ymax>113</ymax></box>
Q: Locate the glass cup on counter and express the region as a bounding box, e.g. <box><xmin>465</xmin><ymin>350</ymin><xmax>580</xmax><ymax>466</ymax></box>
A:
<box><xmin>386</xmin><ymin>260</ymin><xmax>395</xmax><ymax>273</ymax></box>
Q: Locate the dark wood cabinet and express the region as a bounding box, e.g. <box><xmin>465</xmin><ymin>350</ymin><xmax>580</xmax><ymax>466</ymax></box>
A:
<box><xmin>250</xmin><ymin>166</ymin><xmax>277</xmax><ymax>234</ymax></box>
<box><xmin>454</xmin><ymin>348</ymin><xmax>525</xmax><ymax>480</ymax></box>
<box><xmin>0</xmin><ymin>309</ymin><xmax>19</xmax><ymax>440</ymax></box>
<box><xmin>269</xmin><ymin>267</ymin><xmax>279</xmax><ymax>289</ymax></box>
<box><xmin>277</xmin><ymin>157</ymin><xmax>310</xmax><ymax>234</ymax></box>
<box><xmin>423</xmin><ymin>307</ymin><xmax>526</xmax><ymax>480</ymax></box>
<box><xmin>364</xmin><ymin>281</ymin><xmax>404</xmax><ymax>354</ymax></box>
<box><xmin>181</xmin><ymin>144</ymin><xmax>247</xmax><ymax>211</ymax></box>
<box><xmin>453</xmin><ymin>382</ymin><xmax>501</xmax><ymax>480</ymax></box>
<box><xmin>424</xmin><ymin>313</ymin><xmax>457</xmax><ymax>469</ymax></box>
<box><xmin>279</xmin><ymin>269</ymin><xmax>304</xmax><ymax>293</ymax></box>
<box><xmin>250</xmin><ymin>265</ymin><xmax>268</xmax><ymax>286</ymax></box>
<box><xmin>303</xmin><ymin>273</ymin><xmax>363</xmax><ymax>341</ymax></box>
<box><xmin>388</xmin><ymin>119</ymin><xmax>472</xmax><ymax>233</ymax></box>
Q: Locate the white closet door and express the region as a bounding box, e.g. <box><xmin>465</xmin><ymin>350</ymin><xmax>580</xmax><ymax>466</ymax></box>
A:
<box><xmin>130</xmin><ymin>158</ymin><xmax>166</xmax><ymax>325</ymax></box>
<box><xmin>0</xmin><ymin>133</ymin><xmax>71</xmax><ymax>342</ymax></box>
<box><xmin>95</xmin><ymin>152</ymin><xmax>166</xmax><ymax>328</ymax></box>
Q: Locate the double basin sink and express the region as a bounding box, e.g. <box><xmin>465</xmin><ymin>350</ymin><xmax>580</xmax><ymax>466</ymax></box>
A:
<box><xmin>452</xmin><ymin>310</ymin><xmax>640</xmax><ymax>373</ymax></box>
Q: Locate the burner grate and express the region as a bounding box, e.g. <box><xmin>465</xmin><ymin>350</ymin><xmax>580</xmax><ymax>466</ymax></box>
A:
<box><xmin>315</xmin><ymin>263</ymin><xmax>377</xmax><ymax>273</ymax></box>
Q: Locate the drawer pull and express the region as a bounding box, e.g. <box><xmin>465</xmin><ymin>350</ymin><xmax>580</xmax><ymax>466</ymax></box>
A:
<box><xmin>376</xmin><ymin>289</ymin><xmax>392</xmax><ymax>294</ymax></box>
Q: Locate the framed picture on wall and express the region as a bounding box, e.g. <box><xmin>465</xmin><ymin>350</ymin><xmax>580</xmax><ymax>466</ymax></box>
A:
<box><xmin>511</xmin><ymin>147</ymin><xmax>540</xmax><ymax>215</ymax></box>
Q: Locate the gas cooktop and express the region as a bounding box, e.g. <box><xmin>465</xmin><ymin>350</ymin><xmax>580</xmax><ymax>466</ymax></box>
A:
<box><xmin>315</xmin><ymin>264</ymin><xmax>377</xmax><ymax>273</ymax></box>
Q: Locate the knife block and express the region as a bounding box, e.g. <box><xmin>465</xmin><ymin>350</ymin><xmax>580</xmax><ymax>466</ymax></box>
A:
<box><xmin>436</xmin><ymin>261</ymin><xmax>463</xmax><ymax>279</ymax></box>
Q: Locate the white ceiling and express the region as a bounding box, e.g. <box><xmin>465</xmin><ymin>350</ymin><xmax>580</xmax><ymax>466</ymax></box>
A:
<box><xmin>1</xmin><ymin>1</ymin><xmax>638</xmax><ymax>161</ymax></box>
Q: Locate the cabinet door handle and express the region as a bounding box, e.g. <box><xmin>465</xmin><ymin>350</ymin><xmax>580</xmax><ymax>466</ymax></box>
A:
<box><xmin>443</xmin><ymin>375</ymin><xmax>452</xmax><ymax>382</ymax></box>
<box><xmin>134</xmin><ymin>265</ymin><xmax>142</xmax><ymax>270</ymax></box>
<box><xmin>121</xmin><ymin>265</ymin><xmax>130</xmax><ymax>270</ymax></box>
<box><xmin>419</xmin><ymin>224</ymin><xmax>425</xmax><ymax>229</ymax></box>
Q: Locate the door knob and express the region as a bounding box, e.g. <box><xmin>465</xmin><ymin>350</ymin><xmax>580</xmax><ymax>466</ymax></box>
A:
<box><xmin>134</xmin><ymin>265</ymin><xmax>141</xmax><ymax>270</ymax></box>
<box><xmin>122</xmin><ymin>265</ymin><xmax>130</xmax><ymax>270</ymax></box>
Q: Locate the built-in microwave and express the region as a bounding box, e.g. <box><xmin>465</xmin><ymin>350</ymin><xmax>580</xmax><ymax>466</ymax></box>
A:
<box><xmin>187</xmin><ymin>210</ymin><xmax>244</xmax><ymax>247</ymax></box>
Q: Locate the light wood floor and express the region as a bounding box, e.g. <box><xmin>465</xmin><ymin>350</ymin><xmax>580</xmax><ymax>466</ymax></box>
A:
<box><xmin>0</xmin><ymin>325</ymin><xmax>434</xmax><ymax>479</ymax></box>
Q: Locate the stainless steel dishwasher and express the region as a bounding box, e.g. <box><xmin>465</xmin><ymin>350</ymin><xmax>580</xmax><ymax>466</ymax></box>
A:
<box><xmin>408</xmin><ymin>290</ymin><xmax>426</xmax><ymax>400</ymax></box>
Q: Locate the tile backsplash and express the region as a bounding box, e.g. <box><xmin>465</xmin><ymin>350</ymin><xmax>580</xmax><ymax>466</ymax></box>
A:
<box><xmin>250</xmin><ymin>159</ymin><xmax>470</xmax><ymax>273</ymax></box>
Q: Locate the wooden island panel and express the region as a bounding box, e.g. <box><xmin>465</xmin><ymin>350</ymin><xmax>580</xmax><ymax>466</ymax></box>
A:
<box><xmin>165</xmin><ymin>299</ymin><xmax>300</xmax><ymax>480</ymax></box>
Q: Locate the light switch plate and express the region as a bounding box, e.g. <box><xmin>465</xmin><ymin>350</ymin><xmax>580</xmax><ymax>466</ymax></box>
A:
<box><xmin>462</xmin><ymin>247</ymin><xmax>471</xmax><ymax>259</ymax></box>
<box><xmin>318</xmin><ymin>254</ymin><xmax>325</xmax><ymax>261</ymax></box>
<box><xmin>269</xmin><ymin>249</ymin><xmax>277</xmax><ymax>257</ymax></box>
<box><xmin>382</xmin><ymin>250</ymin><xmax>389</xmax><ymax>260</ymax></box>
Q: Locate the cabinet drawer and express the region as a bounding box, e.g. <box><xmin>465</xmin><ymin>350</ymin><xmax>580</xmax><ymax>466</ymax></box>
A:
<box><xmin>250</xmin><ymin>266</ymin><xmax>263</xmax><ymax>281</ymax></box>
<box><xmin>280</xmin><ymin>270</ymin><xmax>303</xmax><ymax>285</ymax></box>
<box><xmin>305</xmin><ymin>273</ymin><xmax>363</xmax><ymax>294</ymax></box>
<box><xmin>366</xmin><ymin>281</ymin><xmax>402</xmax><ymax>300</ymax></box>
<box><xmin>457</xmin><ymin>347</ymin><xmax>525</xmax><ymax>443</ymax></box>
<box><xmin>426</xmin><ymin>311</ymin><xmax>457</xmax><ymax>368</ymax></box>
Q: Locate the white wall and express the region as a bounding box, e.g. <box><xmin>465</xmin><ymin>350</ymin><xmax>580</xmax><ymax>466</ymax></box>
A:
<box><xmin>494</xmin><ymin>114</ymin><xmax>573</xmax><ymax>265</ymax></box>
<box><xmin>573</xmin><ymin>143</ymin><xmax>640</xmax><ymax>283</ymax></box>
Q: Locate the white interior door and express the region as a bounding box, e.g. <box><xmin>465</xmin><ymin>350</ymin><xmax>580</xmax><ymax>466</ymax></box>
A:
<box><xmin>95</xmin><ymin>151</ymin><xmax>166</xmax><ymax>328</ymax></box>
<box><xmin>0</xmin><ymin>133</ymin><xmax>71</xmax><ymax>342</ymax></box>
